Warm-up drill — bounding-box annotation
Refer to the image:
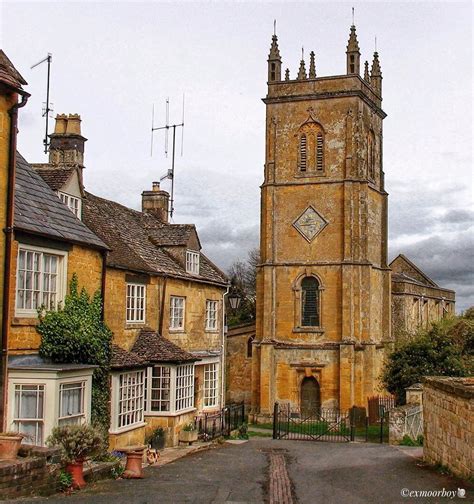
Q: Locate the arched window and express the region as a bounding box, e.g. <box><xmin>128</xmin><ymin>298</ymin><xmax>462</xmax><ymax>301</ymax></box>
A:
<box><xmin>299</xmin><ymin>134</ymin><xmax>307</xmax><ymax>171</ymax></box>
<box><xmin>301</xmin><ymin>276</ymin><xmax>320</xmax><ymax>327</ymax></box>
<box><xmin>247</xmin><ymin>336</ymin><xmax>255</xmax><ymax>358</ymax></box>
<box><xmin>316</xmin><ymin>133</ymin><xmax>324</xmax><ymax>171</ymax></box>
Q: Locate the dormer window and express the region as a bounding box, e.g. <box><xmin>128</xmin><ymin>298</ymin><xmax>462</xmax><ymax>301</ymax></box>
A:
<box><xmin>58</xmin><ymin>192</ymin><xmax>81</xmax><ymax>219</ymax></box>
<box><xmin>186</xmin><ymin>250</ymin><xmax>200</xmax><ymax>274</ymax></box>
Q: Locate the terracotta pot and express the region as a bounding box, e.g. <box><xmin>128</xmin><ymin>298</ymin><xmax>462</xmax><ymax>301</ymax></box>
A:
<box><xmin>66</xmin><ymin>460</ymin><xmax>87</xmax><ymax>489</ymax></box>
<box><xmin>122</xmin><ymin>451</ymin><xmax>144</xmax><ymax>479</ymax></box>
<box><xmin>0</xmin><ymin>435</ymin><xmax>23</xmax><ymax>460</ymax></box>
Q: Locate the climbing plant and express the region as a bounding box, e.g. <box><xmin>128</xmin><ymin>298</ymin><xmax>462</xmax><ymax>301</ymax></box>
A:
<box><xmin>37</xmin><ymin>274</ymin><xmax>112</xmax><ymax>431</ymax></box>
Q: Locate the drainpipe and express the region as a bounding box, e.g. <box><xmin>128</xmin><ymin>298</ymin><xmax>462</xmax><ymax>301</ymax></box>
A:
<box><xmin>0</xmin><ymin>90</ymin><xmax>30</xmax><ymax>431</ymax></box>
<box><xmin>158</xmin><ymin>275</ymin><xmax>168</xmax><ymax>335</ymax></box>
<box><xmin>221</xmin><ymin>284</ymin><xmax>230</xmax><ymax>410</ymax></box>
<box><xmin>100</xmin><ymin>250</ymin><xmax>107</xmax><ymax>321</ymax></box>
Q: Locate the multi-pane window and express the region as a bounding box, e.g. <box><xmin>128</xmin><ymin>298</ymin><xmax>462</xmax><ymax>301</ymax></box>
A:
<box><xmin>175</xmin><ymin>364</ymin><xmax>194</xmax><ymax>411</ymax></box>
<box><xmin>203</xmin><ymin>363</ymin><xmax>218</xmax><ymax>408</ymax></box>
<box><xmin>16</xmin><ymin>248</ymin><xmax>64</xmax><ymax>314</ymax></box>
<box><xmin>118</xmin><ymin>371</ymin><xmax>145</xmax><ymax>429</ymax></box>
<box><xmin>59</xmin><ymin>382</ymin><xmax>85</xmax><ymax>426</ymax></box>
<box><xmin>186</xmin><ymin>250</ymin><xmax>200</xmax><ymax>274</ymax></box>
<box><xmin>170</xmin><ymin>296</ymin><xmax>185</xmax><ymax>330</ymax></box>
<box><xmin>299</xmin><ymin>134</ymin><xmax>307</xmax><ymax>171</ymax></box>
<box><xmin>126</xmin><ymin>283</ymin><xmax>146</xmax><ymax>323</ymax></box>
<box><xmin>59</xmin><ymin>192</ymin><xmax>81</xmax><ymax>219</ymax></box>
<box><xmin>150</xmin><ymin>366</ymin><xmax>171</xmax><ymax>412</ymax></box>
<box><xmin>13</xmin><ymin>384</ymin><xmax>44</xmax><ymax>446</ymax></box>
<box><xmin>301</xmin><ymin>276</ymin><xmax>320</xmax><ymax>327</ymax></box>
<box><xmin>205</xmin><ymin>300</ymin><xmax>218</xmax><ymax>331</ymax></box>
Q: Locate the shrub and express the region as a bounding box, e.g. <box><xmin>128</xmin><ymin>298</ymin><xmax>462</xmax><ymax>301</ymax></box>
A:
<box><xmin>37</xmin><ymin>274</ymin><xmax>112</xmax><ymax>430</ymax></box>
<box><xmin>58</xmin><ymin>470</ymin><xmax>73</xmax><ymax>491</ymax></box>
<box><xmin>47</xmin><ymin>424</ymin><xmax>105</xmax><ymax>464</ymax></box>
<box><xmin>182</xmin><ymin>422</ymin><xmax>196</xmax><ymax>432</ymax></box>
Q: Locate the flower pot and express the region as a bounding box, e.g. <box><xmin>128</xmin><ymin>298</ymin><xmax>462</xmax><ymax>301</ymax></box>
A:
<box><xmin>0</xmin><ymin>435</ymin><xmax>23</xmax><ymax>460</ymax></box>
<box><xmin>179</xmin><ymin>430</ymin><xmax>198</xmax><ymax>444</ymax></box>
<box><xmin>150</xmin><ymin>435</ymin><xmax>165</xmax><ymax>450</ymax></box>
<box><xmin>66</xmin><ymin>460</ymin><xmax>87</xmax><ymax>489</ymax></box>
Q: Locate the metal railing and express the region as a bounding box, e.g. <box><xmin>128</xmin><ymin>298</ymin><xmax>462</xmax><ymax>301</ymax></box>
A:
<box><xmin>195</xmin><ymin>403</ymin><xmax>245</xmax><ymax>440</ymax></box>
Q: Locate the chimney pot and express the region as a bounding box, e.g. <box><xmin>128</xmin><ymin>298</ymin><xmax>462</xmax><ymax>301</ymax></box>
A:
<box><xmin>152</xmin><ymin>181</ymin><xmax>160</xmax><ymax>192</ymax></box>
<box><xmin>66</xmin><ymin>114</ymin><xmax>82</xmax><ymax>135</ymax></box>
<box><xmin>54</xmin><ymin>114</ymin><xmax>68</xmax><ymax>134</ymax></box>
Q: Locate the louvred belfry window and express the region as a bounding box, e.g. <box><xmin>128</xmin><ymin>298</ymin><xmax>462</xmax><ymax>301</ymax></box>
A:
<box><xmin>301</xmin><ymin>277</ymin><xmax>320</xmax><ymax>327</ymax></box>
<box><xmin>316</xmin><ymin>133</ymin><xmax>324</xmax><ymax>170</ymax></box>
<box><xmin>299</xmin><ymin>134</ymin><xmax>307</xmax><ymax>171</ymax></box>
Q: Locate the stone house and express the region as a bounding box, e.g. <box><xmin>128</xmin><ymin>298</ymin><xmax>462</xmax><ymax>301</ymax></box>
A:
<box><xmin>34</xmin><ymin>114</ymin><xmax>229</xmax><ymax>448</ymax></box>
<box><xmin>390</xmin><ymin>254</ymin><xmax>455</xmax><ymax>339</ymax></box>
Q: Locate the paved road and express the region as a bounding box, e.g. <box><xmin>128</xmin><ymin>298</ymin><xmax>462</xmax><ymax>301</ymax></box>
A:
<box><xmin>9</xmin><ymin>439</ymin><xmax>472</xmax><ymax>504</ymax></box>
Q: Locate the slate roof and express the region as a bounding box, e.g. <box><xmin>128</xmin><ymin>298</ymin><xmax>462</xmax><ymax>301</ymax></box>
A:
<box><xmin>32</xmin><ymin>166</ymin><xmax>75</xmax><ymax>191</ymax></box>
<box><xmin>390</xmin><ymin>254</ymin><xmax>439</xmax><ymax>288</ymax></box>
<box><xmin>14</xmin><ymin>153</ymin><xmax>107</xmax><ymax>250</ymax></box>
<box><xmin>131</xmin><ymin>328</ymin><xmax>199</xmax><ymax>364</ymax></box>
<box><xmin>111</xmin><ymin>344</ymin><xmax>147</xmax><ymax>370</ymax></box>
<box><xmin>83</xmin><ymin>192</ymin><xmax>227</xmax><ymax>286</ymax></box>
<box><xmin>0</xmin><ymin>50</ymin><xmax>27</xmax><ymax>92</ymax></box>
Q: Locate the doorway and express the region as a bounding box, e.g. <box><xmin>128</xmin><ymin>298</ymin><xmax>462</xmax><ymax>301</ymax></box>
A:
<box><xmin>300</xmin><ymin>376</ymin><xmax>321</xmax><ymax>416</ymax></box>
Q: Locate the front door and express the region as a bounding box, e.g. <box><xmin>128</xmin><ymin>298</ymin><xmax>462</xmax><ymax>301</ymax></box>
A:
<box><xmin>300</xmin><ymin>376</ymin><xmax>321</xmax><ymax>416</ymax></box>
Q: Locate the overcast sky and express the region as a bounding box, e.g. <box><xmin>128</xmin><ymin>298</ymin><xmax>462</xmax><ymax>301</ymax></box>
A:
<box><xmin>1</xmin><ymin>1</ymin><xmax>472</xmax><ymax>311</ymax></box>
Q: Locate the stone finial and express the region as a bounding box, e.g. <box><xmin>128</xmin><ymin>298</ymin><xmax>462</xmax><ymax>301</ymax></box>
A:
<box><xmin>268</xmin><ymin>34</ymin><xmax>281</xmax><ymax>61</ymax></box>
<box><xmin>346</xmin><ymin>24</ymin><xmax>361</xmax><ymax>75</ymax></box>
<box><xmin>370</xmin><ymin>52</ymin><xmax>382</xmax><ymax>95</ymax></box>
<box><xmin>285</xmin><ymin>68</ymin><xmax>290</xmax><ymax>81</ymax></box>
<box><xmin>297</xmin><ymin>58</ymin><xmax>307</xmax><ymax>80</ymax></box>
<box><xmin>268</xmin><ymin>34</ymin><xmax>282</xmax><ymax>82</ymax></box>
<box><xmin>364</xmin><ymin>61</ymin><xmax>370</xmax><ymax>83</ymax></box>
<box><xmin>309</xmin><ymin>51</ymin><xmax>316</xmax><ymax>79</ymax></box>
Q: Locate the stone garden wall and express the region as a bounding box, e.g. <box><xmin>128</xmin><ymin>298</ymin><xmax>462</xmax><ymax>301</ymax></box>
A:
<box><xmin>423</xmin><ymin>377</ymin><xmax>473</xmax><ymax>479</ymax></box>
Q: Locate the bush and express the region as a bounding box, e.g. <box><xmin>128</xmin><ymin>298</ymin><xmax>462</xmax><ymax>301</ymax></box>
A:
<box><xmin>47</xmin><ymin>424</ymin><xmax>105</xmax><ymax>464</ymax></box>
<box><xmin>382</xmin><ymin>311</ymin><xmax>474</xmax><ymax>403</ymax></box>
<box><xmin>37</xmin><ymin>274</ymin><xmax>112</xmax><ymax>430</ymax></box>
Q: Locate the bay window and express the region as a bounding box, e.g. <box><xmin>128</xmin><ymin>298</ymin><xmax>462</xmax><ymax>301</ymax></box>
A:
<box><xmin>13</xmin><ymin>384</ymin><xmax>44</xmax><ymax>446</ymax></box>
<box><xmin>110</xmin><ymin>370</ymin><xmax>146</xmax><ymax>433</ymax></box>
<box><xmin>146</xmin><ymin>363</ymin><xmax>195</xmax><ymax>415</ymax></box>
<box><xmin>59</xmin><ymin>382</ymin><xmax>85</xmax><ymax>426</ymax></box>
<box><xmin>16</xmin><ymin>246</ymin><xmax>66</xmax><ymax>316</ymax></box>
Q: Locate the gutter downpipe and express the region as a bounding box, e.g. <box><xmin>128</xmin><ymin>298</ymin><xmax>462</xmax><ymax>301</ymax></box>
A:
<box><xmin>159</xmin><ymin>275</ymin><xmax>168</xmax><ymax>335</ymax></box>
<box><xmin>100</xmin><ymin>250</ymin><xmax>108</xmax><ymax>321</ymax></box>
<box><xmin>221</xmin><ymin>284</ymin><xmax>230</xmax><ymax>410</ymax></box>
<box><xmin>1</xmin><ymin>90</ymin><xmax>30</xmax><ymax>430</ymax></box>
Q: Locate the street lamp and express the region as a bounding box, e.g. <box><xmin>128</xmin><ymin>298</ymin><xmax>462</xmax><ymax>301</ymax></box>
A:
<box><xmin>228</xmin><ymin>290</ymin><xmax>242</xmax><ymax>311</ymax></box>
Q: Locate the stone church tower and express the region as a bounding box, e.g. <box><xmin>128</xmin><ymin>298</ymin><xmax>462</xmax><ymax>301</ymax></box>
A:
<box><xmin>252</xmin><ymin>25</ymin><xmax>391</xmax><ymax>420</ymax></box>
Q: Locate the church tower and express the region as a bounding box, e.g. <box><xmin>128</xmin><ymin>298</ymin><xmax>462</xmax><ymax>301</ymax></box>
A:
<box><xmin>252</xmin><ymin>25</ymin><xmax>391</xmax><ymax>420</ymax></box>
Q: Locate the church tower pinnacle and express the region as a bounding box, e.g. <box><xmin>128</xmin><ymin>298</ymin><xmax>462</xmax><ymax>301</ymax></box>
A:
<box><xmin>346</xmin><ymin>24</ymin><xmax>360</xmax><ymax>75</ymax></box>
<box><xmin>267</xmin><ymin>27</ymin><xmax>282</xmax><ymax>82</ymax></box>
<box><xmin>370</xmin><ymin>51</ymin><xmax>382</xmax><ymax>96</ymax></box>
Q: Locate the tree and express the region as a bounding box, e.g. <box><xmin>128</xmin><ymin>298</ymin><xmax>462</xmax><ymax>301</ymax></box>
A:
<box><xmin>227</xmin><ymin>248</ymin><xmax>259</xmax><ymax>326</ymax></box>
<box><xmin>382</xmin><ymin>310</ymin><xmax>474</xmax><ymax>404</ymax></box>
<box><xmin>37</xmin><ymin>274</ymin><xmax>113</xmax><ymax>431</ymax></box>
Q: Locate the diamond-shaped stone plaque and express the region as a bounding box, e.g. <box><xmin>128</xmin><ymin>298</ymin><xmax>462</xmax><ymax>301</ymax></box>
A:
<box><xmin>293</xmin><ymin>206</ymin><xmax>328</xmax><ymax>242</ymax></box>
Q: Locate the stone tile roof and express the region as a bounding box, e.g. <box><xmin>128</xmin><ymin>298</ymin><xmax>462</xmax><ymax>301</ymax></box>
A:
<box><xmin>110</xmin><ymin>344</ymin><xmax>147</xmax><ymax>370</ymax></box>
<box><xmin>131</xmin><ymin>328</ymin><xmax>199</xmax><ymax>364</ymax></box>
<box><xmin>32</xmin><ymin>166</ymin><xmax>74</xmax><ymax>191</ymax></box>
<box><xmin>0</xmin><ymin>50</ymin><xmax>27</xmax><ymax>91</ymax></box>
<box><xmin>83</xmin><ymin>192</ymin><xmax>227</xmax><ymax>286</ymax></box>
<box><xmin>14</xmin><ymin>153</ymin><xmax>107</xmax><ymax>250</ymax></box>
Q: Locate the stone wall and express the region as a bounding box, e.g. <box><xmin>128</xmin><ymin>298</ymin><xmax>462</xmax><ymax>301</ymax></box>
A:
<box><xmin>423</xmin><ymin>377</ymin><xmax>473</xmax><ymax>479</ymax></box>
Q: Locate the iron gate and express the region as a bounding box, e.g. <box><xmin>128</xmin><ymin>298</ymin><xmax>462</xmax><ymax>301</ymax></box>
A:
<box><xmin>272</xmin><ymin>403</ymin><xmax>354</xmax><ymax>442</ymax></box>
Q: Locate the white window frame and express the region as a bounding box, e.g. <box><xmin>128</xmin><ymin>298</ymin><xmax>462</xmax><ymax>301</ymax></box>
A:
<box><xmin>185</xmin><ymin>250</ymin><xmax>200</xmax><ymax>274</ymax></box>
<box><xmin>169</xmin><ymin>296</ymin><xmax>185</xmax><ymax>331</ymax></box>
<box><xmin>126</xmin><ymin>283</ymin><xmax>146</xmax><ymax>324</ymax></box>
<box><xmin>58</xmin><ymin>191</ymin><xmax>82</xmax><ymax>219</ymax></box>
<box><xmin>15</xmin><ymin>245</ymin><xmax>68</xmax><ymax>318</ymax></box>
<box><xmin>12</xmin><ymin>384</ymin><xmax>45</xmax><ymax>446</ymax></box>
<box><xmin>205</xmin><ymin>300</ymin><xmax>218</xmax><ymax>331</ymax></box>
<box><xmin>203</xmin><ymin>363</ymin><xmax>218</xmax><ymax>408</ymax></box>
<box><xmin>145</xmin><ymin>364</ymin><xmax>195</xmax><ymax>416</ymax></box>
<box><xmin>110</xmin><ymin>370</ymin><xmax>146</xmax><ymax>433</ymax></box>
<box><xmin>58</xmin><ymin>381</ymin><xmax>86</xmax><ymax>426</ymax></box>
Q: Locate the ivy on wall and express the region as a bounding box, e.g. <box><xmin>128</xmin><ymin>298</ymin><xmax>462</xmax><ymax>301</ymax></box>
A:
<box><xmin>37</xmin><ymin>274</ymin><xmax>112</xmax><ymax>431</ymax></box>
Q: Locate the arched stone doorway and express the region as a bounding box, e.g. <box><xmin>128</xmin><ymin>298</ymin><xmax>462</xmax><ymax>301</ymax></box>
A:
<box><xmin>300</xmin><ymin>376</ymin><xmax>321</xmax><ymax>416</ymax></box>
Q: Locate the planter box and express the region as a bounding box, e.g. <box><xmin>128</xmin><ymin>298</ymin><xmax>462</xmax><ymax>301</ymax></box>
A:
<box><xmin>0</xmin><ymin>435</ymin><xmax>23</xmax><ymax>460</ymax></box>
<box><xmin>179</xmin><ymin>430</ymin><xmax>198</xmax><ymax>444</ymax></box>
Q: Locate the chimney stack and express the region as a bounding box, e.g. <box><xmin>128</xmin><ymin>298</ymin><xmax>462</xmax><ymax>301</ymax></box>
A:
<box><xmin>49</xmin><ymin>113</ymin><xmax>87</xmax><ymax>168</ymax></box>
<box><xmin>142</xmin><ymin>182</ymin><xmax>170</xmax><ymax>223</ymax></box>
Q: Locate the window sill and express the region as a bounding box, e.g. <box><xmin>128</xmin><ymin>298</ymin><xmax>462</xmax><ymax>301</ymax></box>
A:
<box><xmin>293</xmin><ymin>327</ymin><xmax>324</xmax><ymax>334</ymax></box>
<box><xmin>294</xmin><ymin>172</ymin><xmax>325</xmax><ymax>178</ymax></box>
<box><xmin>169</xmin><ymin>329</ymin><xmax>186</xmax><ymax>334</ymax></box>
<box><xmin>109</xmin><ymin>421</ymin><xmax>147</xmax><ymax>435</ymax></box>
<box><xmin>204</xmin><ymin>329</ymin><xmax>219</xmax><ymax>333</ymax></box>
<box><xmin>125</xmin><ymin>323</ymin><xmax>147</xmax><ymax>329</ymax></box>
<box><xmin>145</xmin><ymin>407</ymin><xmax>196</xmax><ymax>418</ymax></box>
<box><xmin>12</xmin><ymin>317</ymin><xmax>39</xmax><ymax>326</ymax></box>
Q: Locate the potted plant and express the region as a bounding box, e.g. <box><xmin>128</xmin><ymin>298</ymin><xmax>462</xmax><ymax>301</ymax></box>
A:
<box><xmin>47</xmin><ymin>424</ymin><xmax>103</xmax><ymax>489</ymax></box>
<box><xmin>0</xmin><ymin>432</ymin><xmax>26</xmax><ymax>460</ymax></box>
<box><xmin>146</xmin><ymin>427</ymin><xmax>166</xmax><ymax>450</ymax></box>
<box><xmin>179</xmin><ymin>423</ymin><xmax>198</xmax><ymax>444</ymax></box>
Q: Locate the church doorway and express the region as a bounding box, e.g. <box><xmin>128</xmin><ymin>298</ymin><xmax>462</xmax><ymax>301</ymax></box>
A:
<box><xmin>300</xmin><ymin>376</ymin><xmax>321</xmax><ymax>416</ymax></box>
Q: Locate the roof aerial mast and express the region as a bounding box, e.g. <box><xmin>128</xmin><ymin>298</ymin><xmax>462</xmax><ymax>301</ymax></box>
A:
<box><xmin>31</xmin><ymin>53</ymin><xmax>53</xmax><ymax>154</ymax></box>
<box><xmin>150</xmin><ymin>95</ymin><xmax>185</xmax><ymax>219</ymax></box>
